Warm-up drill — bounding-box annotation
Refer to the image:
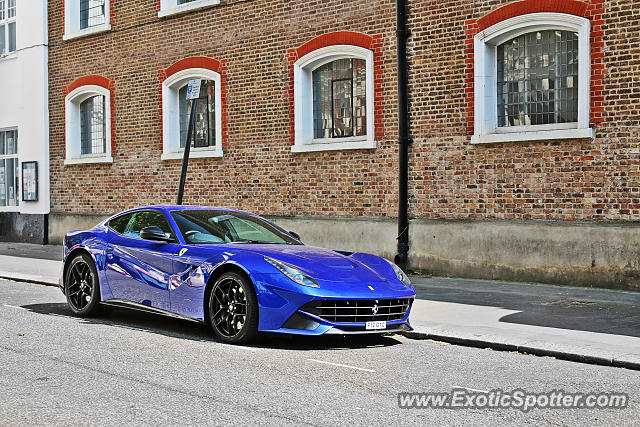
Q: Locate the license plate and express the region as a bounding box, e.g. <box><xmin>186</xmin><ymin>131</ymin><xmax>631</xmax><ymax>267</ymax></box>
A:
<box><xmin>365</xmin><ymin>321</ymin><xmax>386</xmax><ymax>330</ymax></box>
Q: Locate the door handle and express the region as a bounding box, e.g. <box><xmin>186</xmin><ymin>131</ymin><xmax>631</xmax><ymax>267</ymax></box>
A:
<box><xmin>106</xmin><ymin>246</ymin><xmax>114</xmax><ymax>259</ymax></box>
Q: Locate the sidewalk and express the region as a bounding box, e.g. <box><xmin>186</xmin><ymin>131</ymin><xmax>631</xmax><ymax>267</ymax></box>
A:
<box><xmin>0</xmin><ymin>242</ymin><xmax>638</xmax><ymax>369</ymax></box>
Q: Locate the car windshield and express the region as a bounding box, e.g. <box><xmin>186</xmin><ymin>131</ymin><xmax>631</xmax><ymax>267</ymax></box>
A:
<box><xmin>171</xmin><ymin>210</ymin><xmax>301</xmax><ymax>245</ymax></box>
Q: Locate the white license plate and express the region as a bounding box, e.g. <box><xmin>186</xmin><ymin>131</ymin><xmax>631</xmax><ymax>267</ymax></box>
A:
<box><xmin>365</xmin><ymin>321</ymin><xmax>387</xmax><ymax>330</ymax></box>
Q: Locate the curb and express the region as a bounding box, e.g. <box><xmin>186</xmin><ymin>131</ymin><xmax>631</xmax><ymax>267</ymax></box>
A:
<box><xmin>0</xmin><ymin>274</ymin><xmax>59</xmax><ymax>288</ymax></box>
<box><xmin>402</xmin><ymin>331</ymin><xmax>640</xmax><ymax>371</ymax></box>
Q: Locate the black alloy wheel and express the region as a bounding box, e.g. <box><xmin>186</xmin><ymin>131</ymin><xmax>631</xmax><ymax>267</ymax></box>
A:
<box><xmin>208</xmin><ymin>271</ymin><xmax>258</xmax><ymax>344</ymax></box>
<box><xmin>65</xmin><ymin>253</ymin><xmax>101</xmax><ymax>317</ymax></box>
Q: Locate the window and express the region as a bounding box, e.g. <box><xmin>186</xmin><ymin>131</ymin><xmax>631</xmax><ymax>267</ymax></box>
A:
<box><xmin>64</xmin><ymin>0</ymin><xmax>110</xmax><ymax>40</ymax></box>
<box><xmin>158</xmin><ymin>0</ymin><xmax>220</xmax><ymax>18</ymax></box>
<box><xmin>178</xmin><ymin>80</ymin><xmax>215</xmax><ymax>148</ymax></box>
<box><xmin>0</xmin><ymin>130</ymin><xmax>19</xmax><ymax>207</ymax></box>
<box><xmin>171</xmin><ymin>210</ymin><xmax>301</xmax><ymax>245</ymax></box>
<box><xmin>497</xmin><ymin>30</ymin><xmax>578</xmax><ymax>127</ymax></box>
<box><xmin>313</xmin><ymin>58</ymin><xmax>367</xmax><ymax>139</ymax></box>
<box><xmin>161</xmin><ymin>68</ymin><xmax>222</xmax><ymax>160</ymax></box>
<box><xmin>123</xmin><ymin>211</ymin><xmax>175</xmax><ymax>240</ymax></box>
<box><xmin>65</xmin><ymin>85</ymin><xmax>113</xmax><ymax>165</ymax></box>
<box><xmin>0</xmin><ymin>0</ymin><xmax>16</xmax><ymax>55</ymax></box>
<box><xmin>80</xmin><ymin>0</ymin><xmax>106</xmax><ymax>30</ymax></box>
<box><xmin>293</xmin><ymin>45</ymin><xmax>376</xmax><ymax>153</ymax></box>
<box><xmin>80</xmin><ymin>95</ymin><xmax>106</xmax><ymax>155</ymax></box>
<box><xmin>472</xmin><ymin>13</ymin><xmax>592</xmax><ymax>144</ymax></box>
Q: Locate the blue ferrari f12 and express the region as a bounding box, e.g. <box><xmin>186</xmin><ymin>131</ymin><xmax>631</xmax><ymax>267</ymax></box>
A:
<box><xmin>60</xmin><ymin>206</ymin><xmax>415</xmax><ymax>343</ymax></box>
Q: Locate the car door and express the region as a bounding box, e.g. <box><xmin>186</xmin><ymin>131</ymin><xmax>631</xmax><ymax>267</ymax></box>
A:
<box><xmin>105</xmin><ymin>210</ymin><xmax>178</xmax><ymax>311</ymax></box>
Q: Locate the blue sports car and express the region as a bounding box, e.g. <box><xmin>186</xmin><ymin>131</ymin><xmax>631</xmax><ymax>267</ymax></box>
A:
<box><xmin>60</xmin><ymin>206</ymin><xmax>415</xmax><ymax>343</ymax></box>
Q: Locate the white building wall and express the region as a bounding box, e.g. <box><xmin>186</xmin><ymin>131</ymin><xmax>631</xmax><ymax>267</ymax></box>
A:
<box><xmin>0</xmin><ymin>0</ymin><xmax>49</xmax><ymax>215</ymax></box>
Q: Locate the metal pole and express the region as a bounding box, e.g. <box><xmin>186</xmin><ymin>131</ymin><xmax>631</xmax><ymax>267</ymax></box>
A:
<box><xmin>395</xmin><ymin>0</ymin><xmax>411</xmax><ymax>268</ymax></box>
<box><xmin>177</xmin><ymin>98</ymin><xmax>198</xmax><ymax>205</ymax></box>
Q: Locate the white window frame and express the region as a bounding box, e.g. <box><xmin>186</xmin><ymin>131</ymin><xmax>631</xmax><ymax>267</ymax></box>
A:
<box><xmin>63</xmin><ymin>0</ymin><xmax>111</xmax><ymax>41</ymax></box>
<box><xmin>0</xmin><ymin>0</ymin><xmax>17</xmax><ymax>57</ymax></box>
<box><xmin>64</xmin><ymin>85</ymin><xmax>113</xmax><ymax>165</ymax></box>
<box><xmin>0</xmin><ymin>127</ymin><xmax>19</xmax><ymax>210</ymax></box>
<box><xmin>161</xmin><ymin>68</ymin><xmax>223</xmax><ymax>161</ymax></box>
<box><xmin>472</xmin><ymin>13</ymin><xmax>593</xmax><ymax>144</ymax></box>
<box><xmin>293</xmin><ymin>45</ymin><xmax>376</xmax><ymax>153</ymax></box>
<box><xmin>158</xmin><ymin>0</ymin><xmax>220</xmax><ymax>18</ymax></box>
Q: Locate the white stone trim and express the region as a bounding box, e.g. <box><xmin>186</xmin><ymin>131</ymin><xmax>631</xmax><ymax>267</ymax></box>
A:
<box><xmin>158</xmin><ymin>0</ymin><xmax>220</xmax><ymax>18</ymax></box>
<box><xmin>472</xmin><ymin>13</ymin><xmax>592</xmax><ymax>144</ymax></box>
<box><xmin>293</xmin><ymin>45</ymin><xmax>376</xmax><ymax>153</ymax></box>
<box><xmin>64</xmin><ymin>85</ymin><xmax>112</xmax><ymax>165</ymax></box>
<box><xmin>161</xmin><ymin>67</ymin><xmax>223</xmax><ymax>160</ymax></box>
<box><xmin>63</xmin><ymin>0</ymin><xmax>111</xmax><ymax>41</ymax></box>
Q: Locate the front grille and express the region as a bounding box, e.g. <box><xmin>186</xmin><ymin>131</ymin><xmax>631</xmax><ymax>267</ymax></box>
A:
<box><xmin>301</xmin><ymin>298</ymin><xmax>413</xmax><ymax>323</ymax></box>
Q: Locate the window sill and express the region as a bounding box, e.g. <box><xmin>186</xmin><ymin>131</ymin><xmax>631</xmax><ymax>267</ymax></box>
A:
<box><xmin>161</xmin><ymin>149</ymin><xmax>223</xmax><ymax>161</ymax></box>
<box><xmin>64</xmin><ymin>156</ymin><xmax>114</xmax><ymax>165</ymax></box>
<box><xmin>291</xmin><ymin>139</ymin><xmax>377</xmax><ymax>153</ymax></box>
<box><xmin>158</xmin><ymin>0</ymin><xmax>221</xmax><ymax>18</ymax></box>
<box><xmin>471</xmin><ymin>128</ymin><xmax>594</xmax><ymax>144</ymax></box>
<box><xmin>63</xmin><ymin>24</ymin><xmax>112</xmax><ymax>41</ymax></box>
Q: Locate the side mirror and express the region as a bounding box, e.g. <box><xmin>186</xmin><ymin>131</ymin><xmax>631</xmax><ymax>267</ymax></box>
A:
<box><xmin>289</xmin><ymin>231</ymin><xmax>301</xmax><ymax>241</ymax></box>
<box><xmin>140</xmin><ymin>226</ymin><xmax>172</xmax><ymax>243</ymax></box>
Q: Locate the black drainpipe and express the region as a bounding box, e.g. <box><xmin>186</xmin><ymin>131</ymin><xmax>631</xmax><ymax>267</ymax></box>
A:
<box><xmin>394</xmin><ymin>0</ymin><xmax>411</xmax><ymax>268</ymax></box>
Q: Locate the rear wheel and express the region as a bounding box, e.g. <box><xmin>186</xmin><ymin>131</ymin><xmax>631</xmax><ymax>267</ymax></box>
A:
<box><xmin>208</xmin><ymin>271</ymin><xmax>259</xmax><ymax>344</ymax></box>
<box><xmin>65</xmin><ymin>253</ymin><xmax>101</xmax><ymax>317</ymax></box>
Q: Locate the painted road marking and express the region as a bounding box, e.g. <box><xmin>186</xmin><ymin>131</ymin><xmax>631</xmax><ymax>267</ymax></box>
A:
<box><xmin>307</xmin><ymin>358</ymin><xmax>375</xmax><ymax>373</ymax></box>
<box><xmin>452</xmin><ymin>386</ymin><xmax>490</xmax><ymax>393</ymax></box>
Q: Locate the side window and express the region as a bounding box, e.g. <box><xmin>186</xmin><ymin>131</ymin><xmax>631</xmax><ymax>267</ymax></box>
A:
<box><xmin>108</xmin><ymin>213</ymin><xmax>133</xmax><ymax>234</ymax></box>
<box><xmin>123</xmin><ymin>211</ymin><xmax>174</xmax><ymax>239</ymax></box>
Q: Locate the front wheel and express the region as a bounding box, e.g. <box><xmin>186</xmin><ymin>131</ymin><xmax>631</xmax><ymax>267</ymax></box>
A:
<box><xmin>208</xmin><ymin>272</ymin><xmax>259</xmax><ymax>344</ymax></box>
<box><xmin>65</xmin><ymin>253</ymin><xmax>101</xmax><ymax>317</ymax></box>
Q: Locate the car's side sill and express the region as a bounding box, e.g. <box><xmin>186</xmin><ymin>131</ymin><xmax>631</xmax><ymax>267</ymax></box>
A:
<box><xmin>102</xmin><ymin>299</ymin><xmax>206</xmax><ymax>325</ymax></box>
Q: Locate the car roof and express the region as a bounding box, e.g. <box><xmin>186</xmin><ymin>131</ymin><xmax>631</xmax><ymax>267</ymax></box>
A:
<box><xmin>122</xmin><ymin>205</ymin><xmax>253</xmax><ymax>214</ymax></box>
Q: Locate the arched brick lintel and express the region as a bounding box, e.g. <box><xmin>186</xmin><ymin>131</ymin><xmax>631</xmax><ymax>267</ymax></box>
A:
<box><xmin>295</xmin><ymin>31</ymin><xmax>374</xmax><ymax>60</ymax></box>
<box><xmin>165</xmin><ymin>56</ymin><xmax>222</xmax><ymax>78</ymax></box>
<box><xmin>478</xmin><ymin>0</ymin><xmax>589</xmax><ymax>31</ymax></box>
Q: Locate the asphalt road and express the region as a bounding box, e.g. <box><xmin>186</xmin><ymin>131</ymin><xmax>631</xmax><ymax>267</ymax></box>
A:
<box><xmin>0</xmin><ymin>279</ymin><xmax>638</xmax><ymax>426</ymax></box>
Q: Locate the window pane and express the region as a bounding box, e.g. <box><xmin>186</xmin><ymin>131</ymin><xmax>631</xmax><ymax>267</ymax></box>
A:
<box><xmin>179</xmin><ymin>79</ymin><xmax>215</xmax><ymax>148</ymax></box>
<box><xmin>0</xmin><ymin>24</ymin><xmax>5</xmax><ymax>55</ymax></box>
<box><xmin>497</xmin><ymin>30</ymin><xmax>578</xmax><ymax>127</ymax></box>
<box><xmin>80</xmin><ymin>95</ymin><xmax>106</xmax><ymax>155</ymax></box>
<box><xmin>6</xmin><ymin>130</ymin><xmax>16</xmax><ymax>154</ymax></box>
<box><xmin>80</xmin><ymin>0</ymin><xmax>106</xmax><ymax>30</ymax></box>
<box><xmin>178</xmin><ymin>0</ymin><xmax>197</xmax><ymax>4</ymax></box>
<box><xmin>8</xmin><ymin>21</ymin><xmax>15</xmax><ymax>52</ymax></box>
<box><xmin>7</xmin><ymin>0</ymin><xmax>15</xmax><ymax>18</ymax></box>
<box><xmin>312</xmin><ymin>58</ymin><xmax>366</xmax><ymax>139</ymax></box>
<box><xmin>0</xmin><ymin>0</ymin><xmax>5</xmax><ymax>20</ymax></box>
<box><xmin>0</xmin><ymin>158</ymin><xmax>17</xmax><ymax>207</ymax></box>
<box><xmin>124</xmin><ymin>211</ymin><xmax>173</xmax><ymax>239</ymax></box>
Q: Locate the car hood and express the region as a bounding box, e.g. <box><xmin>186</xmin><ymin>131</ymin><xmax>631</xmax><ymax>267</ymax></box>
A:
<box><xmin>209</xmin><ymin>243</ymin><xmax>394</xmax><ymax>283</ymax></box>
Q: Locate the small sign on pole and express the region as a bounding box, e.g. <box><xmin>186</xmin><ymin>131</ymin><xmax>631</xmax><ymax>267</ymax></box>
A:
<box><xmin>186</xmin><ymin>79</ymin><xmax>201</xmax><ymax>100</ymax></box>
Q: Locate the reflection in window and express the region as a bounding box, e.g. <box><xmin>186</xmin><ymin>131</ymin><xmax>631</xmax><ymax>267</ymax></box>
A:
<box><xmin>312</xmin><ymin>58</ymin><xmax>366</xmax><ymax>139</ymax></box>
<box><xmin>179</xmin><ymin>80</ymin><xmax>216</xmax><ymax>148</ymax></box>
<box><xmin>80</xmin><ymin>95</ymin><xmax>106</xmax><ymax>155</ymax></box>
<box><xmin>0</xmin><ymin>130</ymin><xmax>18</xmax><ymax>207</ymax></box>
<box><xmin>497</xmin><ymin>30</ymin><xmax>579</xmax><ymax>127</ymax></box>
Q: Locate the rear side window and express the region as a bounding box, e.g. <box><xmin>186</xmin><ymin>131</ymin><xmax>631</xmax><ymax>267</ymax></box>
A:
<box><xmin>124</xmin><ymin>211</ymin><xmax>174</xmax><ymax>239</ymax></box>
<box><xmin>108</xmin><ymin>213</ymin><xmax>133</xmax><ymax>234</ymax></box>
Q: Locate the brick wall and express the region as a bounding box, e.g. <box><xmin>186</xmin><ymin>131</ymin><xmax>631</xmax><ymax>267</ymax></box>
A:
<box><xmin>48</xmin><ymin>0</ymin><xmax>640</xmax><ymax>222</ymax></box>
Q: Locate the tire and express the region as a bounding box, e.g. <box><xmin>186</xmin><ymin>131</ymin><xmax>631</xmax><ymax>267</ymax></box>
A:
<box><xmin>208</xmin><ymin>271</ymin><xmax>259</xmax><ymax>344</ymax></box>
<box><xmin>65</xmin><ymin>253</ymin><xmax>101</xmax><ymax>317</ymax></box>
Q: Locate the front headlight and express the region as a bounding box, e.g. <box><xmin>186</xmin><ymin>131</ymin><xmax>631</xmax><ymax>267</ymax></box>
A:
<box><xmin>264</xmin><ymin>256</ymin><xmax>319</xmax><ymax>288</ymax></box>
<box><xmin>385</xmin><ymin>259</ymin><xmax>411</xmax><ymax>287</ymax></box>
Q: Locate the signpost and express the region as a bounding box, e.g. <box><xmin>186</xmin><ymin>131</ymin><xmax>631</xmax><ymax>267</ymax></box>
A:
<box><xmin>176</xmin><ymin>79</ymin><xmax>201</xmax><ymax>205</ymax></box>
